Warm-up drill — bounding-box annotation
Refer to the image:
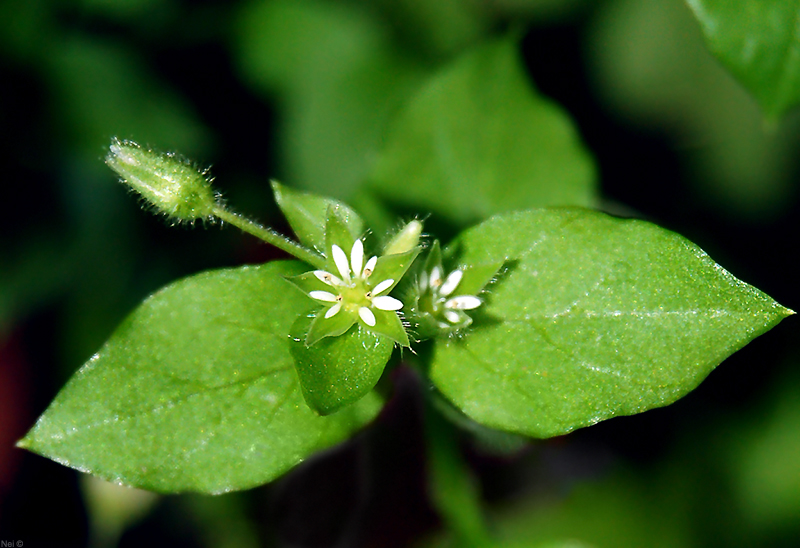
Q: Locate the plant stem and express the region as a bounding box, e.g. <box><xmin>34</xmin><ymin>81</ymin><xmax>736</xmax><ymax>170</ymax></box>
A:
<box><xmin>212</xmin><ymin>205</ymin><xmax>328</xmax><ymax>270</ymax></box>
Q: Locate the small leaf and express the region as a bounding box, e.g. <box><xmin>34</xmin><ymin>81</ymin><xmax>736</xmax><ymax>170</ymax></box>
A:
<box><xmin>686</xmin><ymin>0</ymin><xmax>800</xmax><ymax>120</ymax></box>
<box><xmin>369</xmin><ymin>36</ymin><xmax>596</xmax><ymax>225</ymax></box>
<box><xmin>289</xmin><ymin>314</ymin><xmax>393</xmax><ymax>415</ymax></box>
<box><xmin>19</xmin><ymin>262</ymin><xmax>382</xmax><ymax>493</ymax></box>
<box><xmin>430</xmin><ymin>208</ymin><xmax>792</xmax><ymax>438</ymax></box>
<box><xmin>272</xmin><ymin>181</ymin><xmax>364</xmax><ymax>253</ymax></box>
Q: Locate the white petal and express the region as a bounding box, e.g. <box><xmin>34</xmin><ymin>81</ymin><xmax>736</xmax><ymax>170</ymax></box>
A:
<box><xmin>363</xmin><ymin>256</ymin><xmax>378</xmax><ymax>277</ymax></box>
<box><xmin>350</xmin><ymin>239</ymin><xmax>364</xmax><ymax>278</ymax></box>
<box><xmin>313</xmin><ymin>270</ymin><xmax>342</xmax><ymax>286</ymax></box>
<box><xmin>331</xmin><ymin>244</ymin><xmax>351</xmax><ymax>281</ymax></box>
<box><xmin>444</xmin><ymin>310</ymin><xmax>461</xmax><ymax>323</ymax></box>
<box><xmin>309</xmin><ymin>290</ymin><xmax>338</xmax><ymax>302</ymax></box>
<box><xmin>371</xmin><ymin>278</ymin><xmax>395</xmax><ymax>296</ymax></box>
<box><xmin>430</xmin><ymin>266</ymin><xmax>442</xmax><ymax>288</ymax></box>
<box><xmin>372</xmin><ymin>295</ymin><xmax>403</xmax><ymax>311</ymax></box>
<box><xmin>418</xmin><ymin>271</ymin><xmax>428</xmax><ymax>292</ymax></box>
<box><xmin>358</xmin><ymin>307</ymin><xmax>376</xmax><ymax>326</ymax></box>
<box><xmin>324</xmin><ymin>302</ymin><xmax>342</xmax><ymax>318</ymax></box>
<box><xmin>445</xmin><ymin>295</ymin><xmax>481</xmax><ymax>310</ymax></box>
<box><xmin>439</xmin><ymin>270</ymin><xmax>463</xmax><ymax>297</ymax></box>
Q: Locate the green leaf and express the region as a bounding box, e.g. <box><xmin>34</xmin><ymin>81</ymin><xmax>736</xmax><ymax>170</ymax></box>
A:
<box><xmin>686</xmin><ymin>0</ymin><xmax>800</xmax><ymax>120</ymax></box>
<box><xmin>369</xmin><ymin>36</ymin><xmax>596</xmax><ymax>225</ymax></box>
<box><xmin>272</xmin><ymin>181</ymin><xmax>364</xmax><ymax>253</ymax></box>
<box><xmin>234</xmin><ymin>0</ymin><xmax>423</xmax><ymax>198</ymax></box>
<box><xmin>18</xmin><ymin>262</ymin><xmax>382</xmax><ymax>494</ymax></box>
<box><xmin>289</xmin><ymin>314</ymin><xmax>393</xmax><ymax>415</ymax></box>
<box><xmin>430</xmin><ymin>208</ymin><xmax>792</xmax><ymax>438</ymax></box>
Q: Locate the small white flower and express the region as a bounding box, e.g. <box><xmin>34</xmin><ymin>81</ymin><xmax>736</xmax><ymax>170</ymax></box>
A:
<box><xmin>418</xmin><ymin>265</ymin><xmax>482</xmax><ymax>328</ymax></box>
<box><xmin>309</xmin><ymin>239</ymin><xmax>403</xmax><ymax>326</ymax></box>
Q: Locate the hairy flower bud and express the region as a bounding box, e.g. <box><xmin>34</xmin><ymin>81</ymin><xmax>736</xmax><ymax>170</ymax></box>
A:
<box><xmin>383</xmin><ymin>220</ymin><xmax>423</xmax><ymax>256</ymax></box>
<box><xmin>105</xmin><ymin>138</ymin><xmax>217</xmax><ymax>222</ymax></box>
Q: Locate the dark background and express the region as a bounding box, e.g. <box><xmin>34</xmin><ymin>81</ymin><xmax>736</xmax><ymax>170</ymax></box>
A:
<box><xmin>2</xmin><ymin>0</ymin><xmax>798</xmax><ymax>546</ymax></box>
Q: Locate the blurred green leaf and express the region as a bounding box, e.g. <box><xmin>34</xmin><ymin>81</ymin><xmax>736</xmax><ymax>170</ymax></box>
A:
<box><xmin>490</xmin><ymin>469</ymin><xmax>691</xmax><ymax>548</ymax></box>
<box><xmin>728</xmin><ymin>373</ymin><xmax>800</xmax><ymax>532</ymax></box>
<box><xmin>234</xmin><ymin>0</ymin><xmax>422</xmax><ymax>198</ymax></box>
<box><xmin>365</xmin><ymin>0</ymin><xmax>489</xmax><ymax>58</ymax></box>
<box><xmin>289</xmin><ymin>314</ymin><xmax>393</xmax><ymax>415</ymax></box>
<box><xmin>424</xmin><ymin>405</ymin><xmax>493</xmax><ymax>548</ymax></box>
<box><xmin>369</xmin><ymin>37</ymin><xmax>596</xmax><ymax>226</ymax></box>
<box><xmin>588</xmin><ymin>0</ymin><xmax>800</xmax><ymax>218</ymax></box>
<box><xmin>686</xmin><ymin>0</ymin><xmax>800</xmax><ymax>120</ymax></box>
<box><xmin>49</xmin><ymin>36</ymin><xmax>211</xmax><ymax>156</ymax></box>
<box><xmin>20</xmin><ymin>262</ymin><xmax>382</xmax><ymax>493</ymax></box>
<box><xmin>430</xmin><ymin>208</ymin><xmax>792</xmax><ymax>438</ymax></box>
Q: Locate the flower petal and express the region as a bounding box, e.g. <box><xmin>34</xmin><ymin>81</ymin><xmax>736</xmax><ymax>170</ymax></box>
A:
<box><xmin>430</xmin><ymin>266</ymin><xmax>443</xmax><ymax>288</ymax></box>
<box><xmin>313</xmin><ymin>270</ymin><xmax>342</xmax><ymax>287</ymax></box>
<box><xmin>331</xmin><ymin>244</ymin><xmax>351</xmax><ymax>282</ymax></box>
<box><xmin>445</xmin><ymin>295</ymin><xmax>482</xmax><ymax>310</ymax></box>
<box><xmin>309</xmin><ymin>290</ymin><xmax>338</xmax><ymax>302</ymax></box>
<box><xmin>418</xmin><ymin>271</ymin><xmax>428</xmax><ymax>292</ymax></box>
<box><xmin>358</xmin><ymin>307</ymin><xmax>376</xmax><ymax>326</ymax></box>
<box><xmin>363</xmin><ymin>256</ymin><xmax>378</xmax><ymax>277</ymax></box>
<box><xmin>439</xmin><ymin>270</ymin><xmax>463</xmax><ymax>297</ymax></box>
<box><xmin>324</xmin><ymin>302</ymin><xmax>342</xmax><ymax>318</ymax></box>
<box><xmin>444</xmin><ymin>310</ymin><xmax>462</xmax><ymax>324</ymax></box>
<box><xmin>372</xmin><ymin>295</ymin><xmax>403</xmax><ymax>311</ymax></box>
<box><xmin>350</xmin><ymin>239</ymin><xmax>364</xmax><ymax>278</ymax></box>
<box><xmin>371</xmin><ymin>278</ymin><xmax>395</xmax><ymax>296</ymax></box>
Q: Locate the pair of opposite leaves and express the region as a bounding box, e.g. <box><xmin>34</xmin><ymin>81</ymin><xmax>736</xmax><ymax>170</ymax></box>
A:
<box><xmin>18</xmin><ymin>183</ymin><xmax>792</xmax><ymax>494</ymax></box>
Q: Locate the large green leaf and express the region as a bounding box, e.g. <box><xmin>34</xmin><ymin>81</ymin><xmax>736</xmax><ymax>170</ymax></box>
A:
<box><xmin>369</xmin><ymin>37</ymin><xmax>596</xmax><ymax>225</ymax></box>
<box><xmin>686</xmin><ymin>0</ymin><xmax>800</xmax><ymax>120</ymax></box>
<box><xmin>289</xmin><ymin>315</ymin><xmax>394</xmax><ymax>415</ymax></box>
<box><xmin>19</xmin><ymin>262</ymin><xmax>382</xmax><ymax>494</ymax></box>
<box><xmin>430</xmin><ymin>208</ymin><xmax>792</xmax><ymax>438</ymax></box>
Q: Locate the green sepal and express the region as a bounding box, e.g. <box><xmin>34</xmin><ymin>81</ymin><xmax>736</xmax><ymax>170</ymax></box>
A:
<box><xmin>324</xmin><ymin>207</ymin><xmax>358</xmax><ymax>264</ymax></box>
<box><xmin>290</xmin><ymin>314</ymin><xmax>393</xmax><ymax>415</ymax></box>
<box><xmin>372</xmin><ymin>248</ymin><xmax>422</xmax><ymax>292</ymax></box>
<box><xmin>272</xmin><ymin>181</ymin><xmax>364</xmax><ymax>253</ymax></box>
<box><xmin>284</xmin><ymin>271</ymin><xmax>332</xmax><ymax>295</ymax></box>
<box><xmin>368</xmin><ymin>308</ymin><xmax>411</xmax><ymax>347</ymax></box>
<box><xmin>424</xmin><ymin>240</ymin><xmax>443</xmax><ymax>273</ymax></box>
<box><xmin>450</xmin><ymin>260</ymin><xmax>505</xmax><ymax>297</ymax></box>
<box><xmin>305</xmin><ymin>308</ymin><xmax>357</xmax><ymax>347</ymax></box>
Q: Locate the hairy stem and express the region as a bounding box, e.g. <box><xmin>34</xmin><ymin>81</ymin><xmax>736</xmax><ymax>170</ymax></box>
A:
<box><xmin>212</xmin><ymin>205</ymin><xmax>327</xmax><ymax>270</ymax></box>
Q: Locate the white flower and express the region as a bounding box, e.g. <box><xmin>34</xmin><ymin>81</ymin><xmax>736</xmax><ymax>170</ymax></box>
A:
<box><xmin>308</xmin><ymin>239</ymin><xmax>403</xmax><ymax>327</ymax></box>
<box><xmin>419</xmin><ymin>265</ymin><xmax>481</xmax><ymax>326</ymax></box>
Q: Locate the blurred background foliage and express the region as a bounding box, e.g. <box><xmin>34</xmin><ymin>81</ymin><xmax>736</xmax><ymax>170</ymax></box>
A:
<box><xmin>1</xmin><ymin>0</ymin><xmax>798</xmax><ymax>546</ymax></box>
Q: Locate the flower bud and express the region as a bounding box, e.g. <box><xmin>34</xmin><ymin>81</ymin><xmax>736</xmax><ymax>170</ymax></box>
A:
<box><xmin>105</xmin><ymin>138</ymin><xmax>217</xmax><ymax>222</ymax></box>
<box><xmin>383</xmin><ymin>220</ymin><xmax>423</xmax><ymax>256</ymax></box>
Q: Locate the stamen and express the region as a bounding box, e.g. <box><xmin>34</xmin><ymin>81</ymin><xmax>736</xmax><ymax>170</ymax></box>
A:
<box><xmin>362</xmin><ymin>256</ymin><xmax>378</xmax><ymax>278</ymax></box>
<box><xmin>313</xmin><ymin>270</ymin><xmax>342</xmax><ymax>286</ymax></box>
